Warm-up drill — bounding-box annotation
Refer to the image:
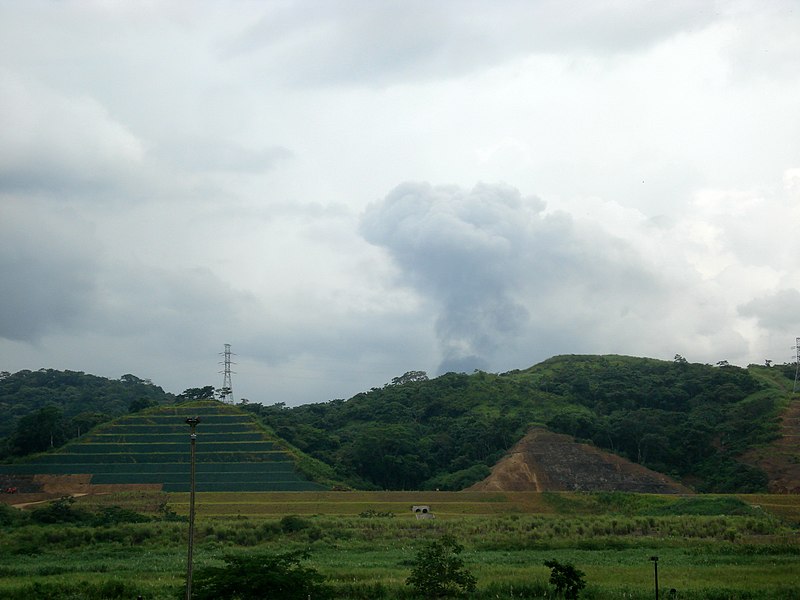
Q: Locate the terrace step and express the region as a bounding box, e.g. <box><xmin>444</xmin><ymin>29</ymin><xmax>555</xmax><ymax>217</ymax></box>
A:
<box><xmin>0</xmin><ymin>400</ymin><xmax>332</xmax><ymax>492</ymax></box>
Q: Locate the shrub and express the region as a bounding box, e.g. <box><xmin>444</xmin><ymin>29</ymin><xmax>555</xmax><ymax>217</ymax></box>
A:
<box><xmin>190</xmin><ymin>549</ymin><xmax>331</xmax><ymax>600</ymax></box>
<box><xmin>0</xmin><ymin>502</ymin><xmax>22</xmax><ymax>527</ymax></box>
<box><xmin>280</xmin><ymin>514</ymin><xmax>311</xmax><ymax>532</ymax></box>
<box><xmin>92</xmin><ymin>505</ymin><xmax>150</xmax><ymax>526</ymax></box>
<box><xmin>29</xmin><ymin>496</ymin><xmax>90</xmax><ymax>524</ymax></box>
<box><xmin>544</xmin><ymin>558</ymin><xmax>586</xmax><ymax>599</ymax></box>
<box><xmin>406</xmin><ymin>534</ymin><xmax>477</xmax><ymax>598</ymax></box>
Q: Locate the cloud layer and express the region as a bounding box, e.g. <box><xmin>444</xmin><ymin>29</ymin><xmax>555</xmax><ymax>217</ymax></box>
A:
<box><xmin>1</xmin><ymin>1</ymin><xmax>799</xmax><ymax>404</ymax></box>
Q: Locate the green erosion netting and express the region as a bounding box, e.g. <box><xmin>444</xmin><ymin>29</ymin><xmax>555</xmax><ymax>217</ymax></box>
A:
<box><xmin>0</xmin><ymin>401</ymin><xmax>329</xmax><ymax>492</ymax></box>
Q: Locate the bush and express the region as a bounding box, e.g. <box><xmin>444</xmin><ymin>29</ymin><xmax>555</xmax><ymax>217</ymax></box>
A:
<box><xmin>190</xmin><ymin>549</ymin><xmax>331</xmax><ymax>600</ymax></box>
<box><xmin>0</xmin><ymin>502</ymin><xmax>23</xmax><ymax>527</ymax></box>
<box><xmin>406</xmin><ymin>534</ymin><xmax>477</xmax><ymax>598</ymax></box>
<box><xmin>544</xmin><ymin>558</ymin><xmax>586</xmax><ymax>599</ymax></box>
<box><xmin>29</xmin><ymin>496</ymin><xmax>90</xmax><ymax>524</ymax></box>
<box><xmin>92</xmin><ymin>505</ymin><xmax>150</xmax><ymax>526</ymax></box>
<box><xmin>280</xmin><ymin>514</ymin><xmax>311</xmax><ymax>532</ymax></box>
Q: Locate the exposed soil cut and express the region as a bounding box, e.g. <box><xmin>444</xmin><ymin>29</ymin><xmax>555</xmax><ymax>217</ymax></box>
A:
<box><xmin>0</xmin><ymin>473</ymin><xmax>161</xmax><ymax>508</ymax></box>
<box><xmin>468</xmin><ymin>428</ymin><xmax>690</xmax><ymax>493</ymax></box>
<box><xmin>741</xmin><ymin>398</ymin><xmax>800</xmax><ymax>493</ymax></box>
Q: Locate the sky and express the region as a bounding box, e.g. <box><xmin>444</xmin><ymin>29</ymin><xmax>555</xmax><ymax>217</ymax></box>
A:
<box><xmin>1</xmin><ymin>0</ymin><xmax>799</xmax><ymax>406</ymax></box>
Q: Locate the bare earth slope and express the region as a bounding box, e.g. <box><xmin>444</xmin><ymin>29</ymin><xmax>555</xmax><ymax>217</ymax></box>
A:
<box><xmin>742</xmin><ymin>397</ymin><xmax>800</xmax><ymax>493</ymax></box>
<box><xmin>468</xmin><ymin>428</ymin><xmax>690</xmax><ymax>493</ymax></box>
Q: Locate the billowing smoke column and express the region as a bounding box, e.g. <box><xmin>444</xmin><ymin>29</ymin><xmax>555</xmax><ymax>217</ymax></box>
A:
<box><xmin>360</xmin><ymin>181</ymin><xmax>546</xmax><ymax>373</ymax></box>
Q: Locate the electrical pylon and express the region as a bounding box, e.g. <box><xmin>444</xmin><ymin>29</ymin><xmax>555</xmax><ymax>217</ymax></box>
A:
<box><xmin>218</xmin><ymin>343</ymin><xmax>235</xmax><ymax>404</ymax></box>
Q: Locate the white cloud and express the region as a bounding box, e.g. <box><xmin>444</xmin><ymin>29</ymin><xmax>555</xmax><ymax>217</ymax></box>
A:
<box><xmin>1</xmin><ymin>1</ymin><xmax>799</xmax><ymax>404</ymax></box>
<box><xmin>0</xmin><ymin>70</ymin><xmax>145</xmax><ymax>195</ymax></box>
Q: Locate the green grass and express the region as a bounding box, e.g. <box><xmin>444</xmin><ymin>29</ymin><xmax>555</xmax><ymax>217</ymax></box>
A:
<box><xmin>2</xmin><ymin>491</ymin><xmax>798</xmax><ymax>599</ymax></box>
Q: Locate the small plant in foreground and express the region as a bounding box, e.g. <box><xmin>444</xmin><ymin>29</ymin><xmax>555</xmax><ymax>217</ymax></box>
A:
<box><xmin>544</xmin><ymin>558</ymin><xmax>586</xmax><ymax>599</ymax></box>
<box><xmin>406</xmin><ymin>534</ymin><xmax>477</xmax><ymax>598</ymax></box>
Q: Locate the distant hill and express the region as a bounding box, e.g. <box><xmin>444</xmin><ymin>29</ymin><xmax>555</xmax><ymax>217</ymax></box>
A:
<box><xmin>0</xmin><ymin>369</ymin><xmax>173</xmax><ymax>438</ymax></box>
<box><xmin>249</xmin><ymin>355</ymin><xmax>796</xmax><ymax>493</ymax></box>
<box><xmin>0</xmin><ymin>369</ymin><xmax>174</xmax><ymax>458</ymax></box>
<box><xmin>2</xmin><ymin>356</ymin><xmax>796</xmax><ymax>494</ymax></box>
<box><xmin>0</xmin><ymin>399</ymin><xmax>337</xmax><ymax>498</ymax></box>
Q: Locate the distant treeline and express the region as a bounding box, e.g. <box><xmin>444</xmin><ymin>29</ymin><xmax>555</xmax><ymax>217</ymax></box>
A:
<box><xmin>0</xmin><ymin>369</ymin><xmax>174</xmax><ymax>458</ymax></box>
<box><xmin>1</xmin><ymin>356</ymin><xmax>795</xmax><ymax>493</ymax></box>
<box><xmin>243</xmin><ymin>355</ymin><xmax>793</xmax><ymax>493</ymax></box>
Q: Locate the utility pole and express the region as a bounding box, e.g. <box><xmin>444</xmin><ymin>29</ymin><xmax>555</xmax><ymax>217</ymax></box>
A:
<box><xmin>793</xmin><ymin>337</ymin><xmax>800</xmax><ymax>393</ymax></box>
<box><xmin>185</xmin><ymin>416</ymin><xmax>200</xmax><ymax>600</ymax></box>
<box><xmin>650</xmin><ymin>556</ymin><xmax>659</xmax><ymax>600</ymax></box>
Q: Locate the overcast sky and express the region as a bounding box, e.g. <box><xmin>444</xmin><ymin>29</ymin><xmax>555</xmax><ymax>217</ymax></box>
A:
<box><xmin>2</xmin><ymin>1</ymin><xmax>799</xmax><ymax>406</ymax></box>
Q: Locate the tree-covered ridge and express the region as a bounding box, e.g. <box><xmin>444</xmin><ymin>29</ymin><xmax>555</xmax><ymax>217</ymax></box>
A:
<box><xmin>249</xmin><ymin>355</ymin><xmax>793</xmax><ymax>493</ymax></box>
<box><xmin>0</xmin><ymin>369</ymin><xmax>173</xmax><ymax>457</ymax></box>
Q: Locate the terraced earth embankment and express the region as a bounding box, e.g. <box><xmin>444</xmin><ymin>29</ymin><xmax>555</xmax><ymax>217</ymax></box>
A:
<box><xmin>0</xmin><ymin>400</ymin><xmax>328</xmax><ymax>498</ymax></box>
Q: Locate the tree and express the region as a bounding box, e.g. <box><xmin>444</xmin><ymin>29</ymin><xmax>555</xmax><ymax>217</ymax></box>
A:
<box><xmin>176</xmin><ymin>386</ymin><xmax>215</xmax><ymax>402</ymax></box>
<box><xmin>128</xmin><ymin>398</ymin><xmax>157</xmax><ymax>413</ymax></box>
<box><xmin>69</xmin><ymin>411</ymin><xmax>110</xmax><ymax>436</ymax></box>
<box><xmin>406</xmin><ymin>534</ymin><xmax>477</xmax><ymax>597</ymax></box>
<box><xmin>390</xmin><ymin>371</ymin><xmax>429</xmax><ymax>386</ymax></box>
<box><xmin>191</xmin><ymin>550</ymin><xmax>330</xmax><ymax>600</ymax></box>
<box><xmin>544</xmin><ymin>558</ymin><xmax>586</xmax><ymax>599</ymax></box>
<box><xmin>9</xmin><ymin>405</ymin><xmax>68</xmax><ymax>456</ymax></box>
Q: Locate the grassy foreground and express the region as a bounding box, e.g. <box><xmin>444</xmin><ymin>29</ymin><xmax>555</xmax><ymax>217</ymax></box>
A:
<box><xmin>1</xmin><ymin>491</ymin><xmax>799</xmax><ymax>599</ymax></box>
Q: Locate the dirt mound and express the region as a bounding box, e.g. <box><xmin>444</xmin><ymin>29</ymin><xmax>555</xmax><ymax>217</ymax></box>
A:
<box><xmin>741</xmin><ymin>398</ymin><xmax>800</xmax><ymax>493</ymax></box>
<box><xmin>468</xmin><ymin>428</ymin><xmax>690</xmax><ymax>493</ymax></box>
<box><xmin>0</xmin><ymin>473</ymin><xmax>162</xmax><ymax>507</ymax></box>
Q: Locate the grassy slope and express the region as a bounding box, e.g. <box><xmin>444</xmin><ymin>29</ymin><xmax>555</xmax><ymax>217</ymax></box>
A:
<box><xmin>1</xmin><ymin>490</ymin><xmax>798</xmax><ymax>599</ymax></box>
<box><xmin>0</xmin><ymin>400</ymin><xmax>343</xmax><ymax>492</ymax></box>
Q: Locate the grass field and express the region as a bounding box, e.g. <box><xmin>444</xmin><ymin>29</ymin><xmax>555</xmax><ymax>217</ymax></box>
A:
<box><xmin>1</xmin><ymin>491</ymin><xmax>799</xmax><ymax>599</ymax></box>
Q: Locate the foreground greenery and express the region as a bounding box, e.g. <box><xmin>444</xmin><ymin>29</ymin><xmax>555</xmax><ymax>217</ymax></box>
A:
<box><xmin>1</xmin><ymin>491</ymin><xmax>798</xmax><ymax>599</ymax></box>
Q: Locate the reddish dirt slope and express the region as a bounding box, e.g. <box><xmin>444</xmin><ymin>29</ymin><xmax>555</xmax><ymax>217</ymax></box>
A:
<box><xmin>742</xmin><ymin>398</ymin><xmax>800</xmax><ymax>493</ymax></box>
<box><xmin>0</xmin><ymin>474</ymin><xmax>160</xmax><ymax>507</ymax></box>
<box><xmin>467</xmin><ymin>428</ymin><xmax>690</xmax><ymax>493</ymax></box>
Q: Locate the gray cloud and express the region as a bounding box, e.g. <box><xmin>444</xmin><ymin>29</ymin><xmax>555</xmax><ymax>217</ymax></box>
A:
<box><xmin>739</xmin><ymin>289</ymin><xmax>800</xmax><ymax>332</ymax></box>
<box><xmin>223</xmin><ymin>0</ymin><xmax>716</xmax><ymax>86</ymax></box>
<box><xmin>0</xmin><ymin>202</ymin><xmax>99</xmax><ymax>341</ymax></box>
<box><xmin>155</xmin><ymin>139</ymin><xmax>292</xmax><ymax>174</ymax></box>
<box><xmin>0</xmin><ymin>70</ymin><xmax>145</xmax><ymax>196</ymax></box>
<box><xmin>361</xmin><ymin>182</ymin><xmax>676</xmax><ymax>373</ymax></box>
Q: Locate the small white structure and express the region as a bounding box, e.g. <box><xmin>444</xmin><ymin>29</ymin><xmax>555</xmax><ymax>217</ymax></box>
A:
<box><xmin>412</xmin><ymin>505</ymin><xmax>435</xmax><ymax>519</ymax></box>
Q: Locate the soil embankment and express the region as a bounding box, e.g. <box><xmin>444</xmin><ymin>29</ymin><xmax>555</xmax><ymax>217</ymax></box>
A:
<box><xmin>742</xmin><ymin>398</ymin><xmax>800</xmax><ymax>493</ymax></box>
<box><xmin>468</xmin><ymin>428</ymin><xmax>690</xmax><ymax>493</ymax></box>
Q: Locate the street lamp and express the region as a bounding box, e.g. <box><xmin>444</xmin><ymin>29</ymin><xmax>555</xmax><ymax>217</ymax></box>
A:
<box><xmin>650</xmin><ymin>556</ymin><xmax>659</xmax><ymax>600</ymax></box>
<box><xmin>185</xmin><ymin>416</ymin><xmax>200</xmax><ymax>600</ymax></box>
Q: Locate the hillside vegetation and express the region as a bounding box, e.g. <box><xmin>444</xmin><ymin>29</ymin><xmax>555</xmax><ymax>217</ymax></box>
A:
<box><xmin>1</xmin><ymin>356</ymin><xmax>795</xmax><ymax>494</ymax></box>
<box><xmin>0</xmin><ymin>370</ymin><xmax>173</xmax><ymax>458</ymax></box>
<box><xmin>246</xmin><ymin>355</ymin><xmax>795</xmax><ymax>493</ymax></box>
<box><xmin>0</xmin><ymin>400</ymin><xmax>337</xmax><ymax>494</ymax></box>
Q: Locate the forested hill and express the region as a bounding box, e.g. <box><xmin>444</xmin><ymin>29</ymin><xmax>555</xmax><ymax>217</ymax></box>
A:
<box><xmin>245</xmin><ymin>355</ymin><xmax>796</xmax><ymax>493</ymax></box>
<box><xmin>0</xmin><ymin>369</ymin><xmax>173</xmax><ymax>457</ymax></box>
<box><xmin>1</xmin><ymin>357</ymin><xmax>795</xmax><ymax>493</ymax></box>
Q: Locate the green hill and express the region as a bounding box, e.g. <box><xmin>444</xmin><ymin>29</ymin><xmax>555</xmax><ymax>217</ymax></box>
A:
<box><xmin>0</xmin><ymin>369</ymin><xmax>174</xmax><ymax>456</ymax></box>
<box><xmin>248</xmin><ymin>355</ymin><xmax>796</xmax><ymax>493</ymax></box>
<box><xmin>0</xmin><ymin>400</ymin><xmax>333</xmax><ymax>492</ymax></box>
<box><xmin>2</xmin><ymin>355</ymin><xmax>796</xmax><ymax>494</ymax></box>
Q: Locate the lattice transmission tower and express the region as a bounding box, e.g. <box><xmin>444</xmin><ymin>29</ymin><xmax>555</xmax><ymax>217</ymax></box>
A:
<box><xmin>218</xmin><ymin>343</ymin><xmax>236</xmax><ymax>404</ymax></box>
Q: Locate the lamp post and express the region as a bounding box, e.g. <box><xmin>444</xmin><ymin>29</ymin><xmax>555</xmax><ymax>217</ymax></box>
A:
<box><xmin>650</xmin><ymin>556</ymin><xmax>659</xmax><ymax>600</ymax></box>
<box><xmin>185</xmin><ymin>416</ymin><xmax>200</xmax><ymax>600</ymax></box>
